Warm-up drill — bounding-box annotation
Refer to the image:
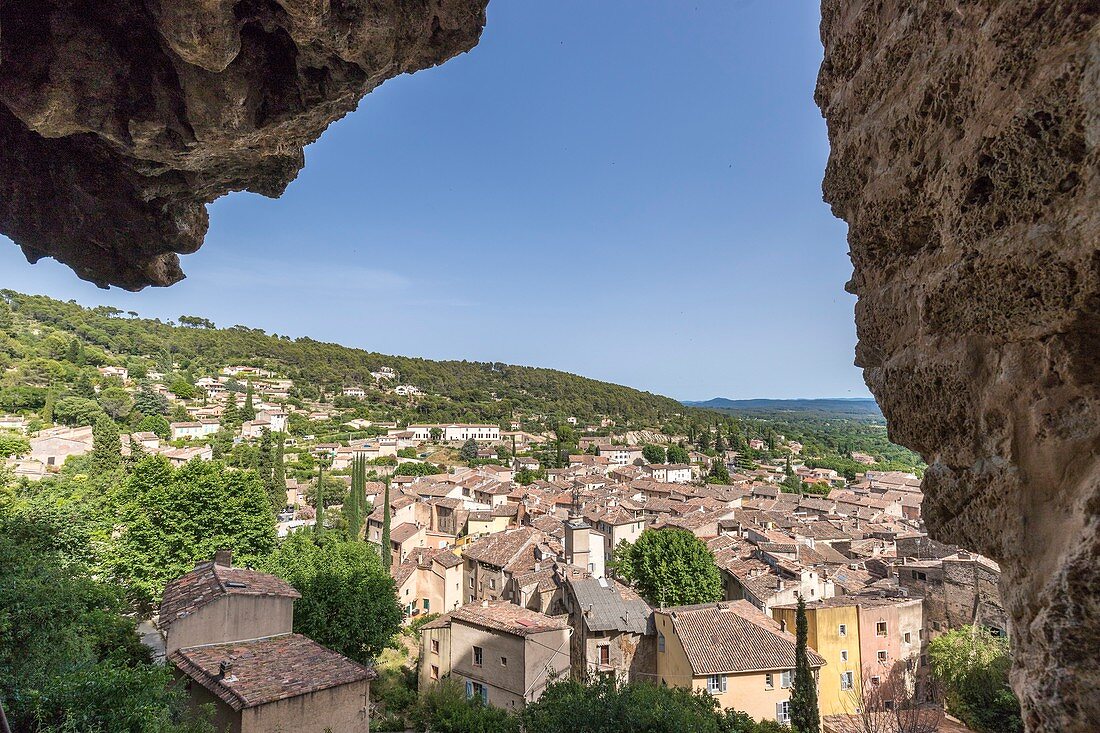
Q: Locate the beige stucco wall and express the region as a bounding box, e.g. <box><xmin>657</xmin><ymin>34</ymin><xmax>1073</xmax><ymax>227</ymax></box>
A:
<box><xmin>242</xmin><ymin>680</ymin><xmax>371</xmax><ymax>733</ymax></box>
<box><xmin>773</xmin><ymin>604</ymin><xmax>859</xmax><ymax>716</ymax></box>
<box><xmin>419</xmin><ymin>624</ymin><xmax>453</xmax><ymax>690</ymax></box>
<box><xmin>655</xmin><ymin>611</ymin><xmax>794</xmax><ymax>723</ymax></box>
<box><xmin>450</xmin><ymin>621</ymin><xmax>570</xmax><ymax>709</ymax></box>
<box><xmin>164</xmin><ymin>595</ymin><xmax>295</xmax><ymax>655</ymax></box>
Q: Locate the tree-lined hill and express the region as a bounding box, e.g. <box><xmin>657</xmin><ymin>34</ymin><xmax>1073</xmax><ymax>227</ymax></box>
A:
<box><xmin>0</xmin><ymin>291</ymin><xmax>682</xmax><ymax>426</ymax></box>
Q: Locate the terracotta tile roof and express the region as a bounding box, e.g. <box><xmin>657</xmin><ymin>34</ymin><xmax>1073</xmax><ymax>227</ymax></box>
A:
<box><xmin>462</xmin><ymin>527</ymin><xmax>541</xmax><ymax>569</ymax></box>
<box><xmin>170</xmin><ymin>633</ymin><xmax>374</xmax><ymax>711</ymax></box>
<box><xmin>159</xmin><ymin>561</ymin><xmax>300</xmax><ymax>629</ymax></box>
<box><xmin>663</xmin><ymin>600</ymin><xmax>825</xmax><ymax>675</ymax></box>
<box><xmin>451</xmin><ymin>600</ymin><xmax>568</xmax><ymax>636</ymax></box>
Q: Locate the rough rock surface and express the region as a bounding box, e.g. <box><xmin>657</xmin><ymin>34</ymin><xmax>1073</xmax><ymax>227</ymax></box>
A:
<box><xmin>0</xmin><ymin>0</ymin><xmax>488</xmax><ymax>289</ymax></box>
<box><xmin>817</xmin><ymin>1</ymin><xmax>1099</xmax><ymax>730</ymax></box>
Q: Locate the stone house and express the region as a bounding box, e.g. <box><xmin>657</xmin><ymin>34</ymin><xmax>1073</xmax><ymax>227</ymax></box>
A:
<box><xmin>419</xmin><ymin>601</ymin><xmax>570</xmax><ymax>709</ymax></box>
<box><xmin>562</xmin><ymin>576</ymin><xmax>654</xmax><ymax>683</ymax></box>
<box><xmin>160</xmin><ymin>551</ymin><xmax>375</xmax><ymax>733</ymax></box>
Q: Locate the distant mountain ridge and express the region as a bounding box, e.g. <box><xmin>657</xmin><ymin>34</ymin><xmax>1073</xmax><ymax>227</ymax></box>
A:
<box><xmin>683</xmin><ymin>397</ymin><xmax>883</xmax><ymax>418</ymax></box>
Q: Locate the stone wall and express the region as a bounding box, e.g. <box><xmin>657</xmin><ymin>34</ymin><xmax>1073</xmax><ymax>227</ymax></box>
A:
<box><xmin>817</xmin><ymin>2</ymin><xmax>1099</xmax><ymax>729</ymax></box>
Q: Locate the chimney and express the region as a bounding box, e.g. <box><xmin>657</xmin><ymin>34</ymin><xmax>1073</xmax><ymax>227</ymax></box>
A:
<box><xmin>214</xmin><ymin>549</ymin><xmax>233</xmax><ymax>567</ymax></box>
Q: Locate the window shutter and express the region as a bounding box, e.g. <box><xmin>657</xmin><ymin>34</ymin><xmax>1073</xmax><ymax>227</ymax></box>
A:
<box><xmin>776</xmin><ymin>701</ymin><xmax>784</xmax><ymax>721</ymax></box>
<box><xmin>721</xmin><ymin>676</ymin><xmax>728</xmax><ymax>692</ymax></box>
<box><xmin>481</xmin><ymin>685</ymin><xmax>489</xmax><ymax>704</ymax></box>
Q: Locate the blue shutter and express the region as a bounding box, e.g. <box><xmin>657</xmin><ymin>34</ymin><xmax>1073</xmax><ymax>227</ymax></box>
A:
<box><xmin>466</xmin><ymin>681</ymin><xmax>473</xmax><ymax>699</ymax></box>
<box><xmin>481</xmin><ymin>685</ymin><xmax>489</xmax><ymax>704</ymax></box>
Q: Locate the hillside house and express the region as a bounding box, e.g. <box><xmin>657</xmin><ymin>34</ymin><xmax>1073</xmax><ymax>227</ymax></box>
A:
<box><xmin>160</xmin><ymin>552</ymin><xmax>375</xmax><ymax>733</ymax></box>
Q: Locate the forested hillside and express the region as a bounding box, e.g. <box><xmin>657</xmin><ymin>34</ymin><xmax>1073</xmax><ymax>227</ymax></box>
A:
<box><xmin>0</xmin><ymin>291</ymin><xmax>682</xmax><ymax>426</ymax></box>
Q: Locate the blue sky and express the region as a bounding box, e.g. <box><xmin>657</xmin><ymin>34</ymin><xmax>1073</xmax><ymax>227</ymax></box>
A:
<box><xmin>0</xmin><ymin>0</ymin><xmax>866</xmax><ymax>401</ymax></box>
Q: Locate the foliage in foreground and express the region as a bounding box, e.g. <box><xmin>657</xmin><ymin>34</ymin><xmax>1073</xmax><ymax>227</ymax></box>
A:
<box><xmin>0</xmin><ymin>511</ymin><xmax>214</xmax><ymax>733</ymax></box>
<box><xmin>928</xmin><ymin>626</ymin><xmax>1022</xmax><ymax>733</ymax></box>
<box><xmin>612</xmin><ymin>528</ymin><xmax>723</xmax><ymax>607</ymax></box>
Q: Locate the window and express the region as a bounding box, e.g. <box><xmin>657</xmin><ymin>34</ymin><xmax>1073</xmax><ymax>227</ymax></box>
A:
<box><xmin>840</xmin><ymin>650</ymin><xmax>848</xmax><ymax>662</ymax></box>
<box><xmin>932</xmin><ymin>620</ymin><xmax>942</xmax><ymax>631</ymax></box>
<box><xmin>598</xmin><ymin>645</ymin><xmax>610</xmax><ymax>666</ymax></box>
<box><xmin>500</xmin><ymin>656</ymin><xmax>508</xmax><ymax>667</ymax></box>
<box><xmin>840</xmin><ymin>671</ymin><xmax>854</xmax><ymax>690</ymax></box>
<box><xmin>431</xmin><ymin>639</ymin><xmax>440</xmax><ymax>655</ymax></box>
<box><xmin>912</xmin><ymin>570</ymin><xmax>927</xmax><ymax>581</ymax></box>
<box><xmin>469</xmin><ymin>578</ymin><xmax>475</xmax><ymax>588</ymax></box>
<box><xmin>877</xmin><ymin>650</ymin><xmax>888</xmax><ymax>663</ymax></box>
<box><xmin>838</xmin><ymin>624</ymin><xmax>847</xmax><ymax>637</ymax></box>
<box><xmin>431</xmin><ymin>665</ymin><xmax>439</xmax><ymax>680</ymax></box>
<box><xmin>765</xmin><ymin>673</ymin><xmax>774</xmax><ymax>690</ymax></box>
<box><xmin>489</xmin><ymin>578</ymin><xmax>496</xmax><ymax>590</ymax></box>
<box><xmin>776</xmin><ymin>700</ymin><xmax>791</xmax><ymax>724</ymax></box>
<box><xmin>871</xmin><ymin>675</ymin><xmax>881</xmax><ymax>686</ymax></box>
<box><xmin>657</xmin><ymin>632</ymin><xmax>665</xmax><ymax>653</ymax></box>
<box><xmin>876</xmin><ymin>621</ymin><xmax>888</xmax><ymax>636</ymax></box>
<box><xmin>707</xmin><ymin>674</ymin><xmax>728</xmax><ymax>694</ymax></box>
<box><xmin>781</xmin><ymin>671</ymin><xmax>792</xmax><ymax>689</ymax></box>
<box><xmin>903</xmin><ymin>631</ymin><xmax>912</xmax><ymax>644</ymax></box>
<box><xmin>467</xmin><ymin>681</ymin><xmax>488</xmax><ymax>703</ymax></box>
<box><xmin>473</xmin><ymin>646</ymin><xmax>483</xmax><ymax>666</ymax></box>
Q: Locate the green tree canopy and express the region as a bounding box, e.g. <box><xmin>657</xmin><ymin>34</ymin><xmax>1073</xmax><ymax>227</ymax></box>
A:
<box><xmin>642</xmin><ymin>444</ymin><xmax>667</xmax><ymax>464</ymax></box>
<box><xmin>460</xmin><ymin>438</ymin><xmax>480</xmax><ymax>464</ymax></box>
<box><xmin>98</xmin><ymin>386</ymin><xmax>134</xmax><ymax>420</ymax></box>
<box><xmin>113</xmin><ymin>456</ymin><xmax>276</xmax><ymax>607</ymax></box>
<box><xmin>0</xmin><ymin>511</ymin><xmax>213</xmax><ymax>733</ymax></box>
<box><xmin>53</xmin><ymin>396</ymin><xmax>105</xmax><ymax>426</ymax></box>
<box><xmin>929</xmin><ymin>626</ymin><xmax>1021</xmax><ymax>733</ymax></box>
<box><xmin>666</xmin><ymin>444</ymin><xmax>690</xmax><ymax>464</ymax></box>
<box><xmin>260</xmin><ymin>533</ymin><xmax>402</xmax><ymax>663</ymax></box>
<box><xmin>136</xmin><ymin>414</ymin><xmax>171</xmax><ymax>440</ymax></box>
<box><xmin>789</xmin><ymin>596</ymin><xmax>820</xmax><ymax>733</ymax></box>
<box><xmin>612</xmin><ymin>528</ymin><xmax>722</xmax><ymax>607</ymax></box>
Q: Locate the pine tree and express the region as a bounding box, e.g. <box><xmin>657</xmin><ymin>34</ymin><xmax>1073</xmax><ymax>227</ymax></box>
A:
<box><xmin>41</xmin><ymin>390</ymin><xmax>55</xmax><ymax>424</ymax></box>
<box><xmin>380</xmin><ymin>476</ymin><xmax>392</xmax><ymax>571</ymax></box>
<box><xmin>0</xmin><ymin>299</ymin><xmax>12</xmax><ymax>332</ymax></box>
<box><xmin>790</xmin><ymin>595</ymin><xmax>821</xmax><ymax>733</ymax></box>
<box><xmin>91</xmin><ymin>415</ymin><xmax>122</xmax><ymax>472</ymax></box>
<box><xmin>241</xmin><ymin>382</ymin><xmax>256</xmax><ymax>421</ymax></box>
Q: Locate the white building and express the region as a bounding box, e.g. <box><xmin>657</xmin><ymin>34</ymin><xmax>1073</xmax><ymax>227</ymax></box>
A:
<box><xmin>402</xmin><ymin>424</ymin><xmax>501</xmax><ymax>443</ymax></box>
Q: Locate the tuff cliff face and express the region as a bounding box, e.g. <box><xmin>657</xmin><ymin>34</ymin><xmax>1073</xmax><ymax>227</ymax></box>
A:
<box><xmin>817</xmin><ymin>2</ymin><xmax>1099</xmax><ymax>730</ymax></box>
<box><xmin>0</xmin><ymin>0</ymin><xmax>488</xmax><ymax>289</ymax></box>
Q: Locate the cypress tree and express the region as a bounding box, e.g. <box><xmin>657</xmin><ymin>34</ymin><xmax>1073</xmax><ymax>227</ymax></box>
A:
<box><xmin>241</xmin><ymin>382</ymin><xmax>256</xmax><ymax>421</ymax></box>
<box><xmin>91</xmin><ymin>415</ymin><xmax>122</xmax><ymax>472</ymax></box>
<box><xmin>790</xmin><ymin>595</ymin><xmax>821</xmax><ymax>733</ymax></box>
<box><xmin>346</xmin><ymin>455</ymin><xmax>365</xmax><ymax>541</ymax></box>
<box><xmin>273</xmin><ymin>433</ymin><xmax>286</xmax><ymax>501</ymax></box>
<box><xmin>314</xmin><ymin>463</ymin><xmax>325</xmax><ymax>537</ymax></box>
<box><xmin>380</xmin><ymin>476</ymin><xmax>392</xmax><ymax>571</ymax></box>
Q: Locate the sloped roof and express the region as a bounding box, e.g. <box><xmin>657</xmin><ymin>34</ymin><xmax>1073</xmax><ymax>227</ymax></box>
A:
<box><xmin>170</xmin><ymin>633</ymin><xmax>374</xmax><ymax>711</ymax></box>
<box><xmin>569</xmin><ymin>577</ymin><xmax>651</xmax><ymax>634</ymax></box>
<box><xmin>159</xmin><ymin>561</ymin><xmax>300</xmax><ymax>629</ymax></box>
<box><xmin>452</xmin><ymin>600</ymin><xmax>568</xmax><ymax>636</ymax></box>
<box><xmin>663</xmin><ymin>600</ymin><xmax>825</xmax><ymax>675</ymax></box>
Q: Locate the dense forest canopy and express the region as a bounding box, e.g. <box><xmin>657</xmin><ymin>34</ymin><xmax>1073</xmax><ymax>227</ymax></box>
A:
<box><xmin>0</xmin><ymin>291</ymin><xmax>683</xmax><ymax>425</ymax></box>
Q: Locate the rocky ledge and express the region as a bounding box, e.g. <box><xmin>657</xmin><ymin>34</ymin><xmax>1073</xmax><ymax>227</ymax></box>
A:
<box><xmin>817</xmin><ymin>1</ymin><xmax>1099</xmax><ymax>730</ymax></box>
<box><xmin>0</xmin><ymin>0</ymin><xmax>488</xmax><ymax>289</ymax></box>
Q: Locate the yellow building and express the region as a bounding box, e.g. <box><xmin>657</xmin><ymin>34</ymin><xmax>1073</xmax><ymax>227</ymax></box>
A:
<box><xmin>654</xmin><ymin>600</ymin><xmax>825</xmax><ymax>725</ymax></box>
<box><xmin>772</xmin><ymin>599</ymin><xmax>862</xmax><ymax>715</ymax></box>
